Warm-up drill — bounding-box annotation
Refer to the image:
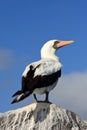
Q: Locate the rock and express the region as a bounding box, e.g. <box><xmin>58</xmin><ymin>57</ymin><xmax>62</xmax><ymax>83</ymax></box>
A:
<box><xmin>0</xmin><ymin>103</ymin><xmax>87</xmax><ymax>130</ymax></box>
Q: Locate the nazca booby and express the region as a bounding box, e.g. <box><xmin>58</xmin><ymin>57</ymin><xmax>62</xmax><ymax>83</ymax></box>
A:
<box><xmin>11</xmin><ymin>40</ymin><xmax>73</xmax><ymax>104</ymax></box>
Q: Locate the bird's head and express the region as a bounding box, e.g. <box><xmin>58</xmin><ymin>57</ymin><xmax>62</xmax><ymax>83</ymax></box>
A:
<box><xmin>41</xmin><ymin>39</ymin><xmax>74</xmax><ymax>61</ymax></box>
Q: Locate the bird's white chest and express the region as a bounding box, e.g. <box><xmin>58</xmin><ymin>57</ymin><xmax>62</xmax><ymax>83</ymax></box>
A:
<box><xmin>33</xmin><ymin>81</ymin><xmax>57</xmax><ymax>95</ymax></box>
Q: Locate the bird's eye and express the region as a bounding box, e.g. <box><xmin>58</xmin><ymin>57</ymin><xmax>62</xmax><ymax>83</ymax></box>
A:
<box><xmin>54</xmin><ymin>41</ymin><xmax>60</xmax><ymax>44</ymax></box>
<box><xmin>53</xmin><ymin>41</ymin><xmax>60</xmax><ymax>49</ymax></box>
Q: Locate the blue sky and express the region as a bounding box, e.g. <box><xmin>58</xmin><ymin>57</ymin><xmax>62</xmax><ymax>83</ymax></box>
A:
<box><xmin>0</xmin><ymin>0</ymin><xmax>87</xmax><ymax>119</ymax></box>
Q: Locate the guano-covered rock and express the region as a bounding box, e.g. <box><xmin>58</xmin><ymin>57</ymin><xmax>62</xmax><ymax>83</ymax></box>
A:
<box><xmin>0</xmin><ymin>103</ymin><xmax>87</xmax><ymax>130</ymax></box>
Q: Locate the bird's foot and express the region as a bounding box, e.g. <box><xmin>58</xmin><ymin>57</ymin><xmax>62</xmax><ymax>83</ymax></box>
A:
<box><xmin>44</xmin><ymin>99</ymin><xmax>52</xmax><ymax>104</ymax></box>
<box><xmin>33</xmin><ymin>93</ymin><xmax>52</xmax><ymax>104</ymax></box>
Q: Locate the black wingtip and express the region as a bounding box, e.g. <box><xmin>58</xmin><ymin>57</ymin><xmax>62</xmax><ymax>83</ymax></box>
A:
<box><xmin>11</xmin><ymin>91</ymin><xmax>32</xmax><ymax>104</ymax></box>
<box><xmin>11</xmin><ymin>102</ymin><xmax>14</xmax><ymax>104</ymax></box>
<box><xmin>11</xmin><ymin>98</ymin><xmax>18</xmax><ymax>104</ymax></box>
<box><xmin>12</xmin><ymin>90</ymin><xmax>22</xmax><ymax>97</ymax></box>
<box><xmin>11</xmin><ymin>94</ymin><xmax>24</xmax><ymax>104</ymax></box>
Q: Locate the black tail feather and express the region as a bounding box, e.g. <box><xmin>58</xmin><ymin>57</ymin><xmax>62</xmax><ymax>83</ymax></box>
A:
<box><xmin>12</xmin><ymin>90</ymin><xmax>23</xmax><ymax>97</ymax></box>
<box><xmin>11</xmin><ymin>91</ymin><xmax>32</xmax><ymax>104</ymax></box>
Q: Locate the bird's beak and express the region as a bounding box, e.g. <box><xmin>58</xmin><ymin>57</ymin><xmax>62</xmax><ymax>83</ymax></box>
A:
<box><xmin>57</xmin><ymin>40</ymin><xmax>74</xmax><ymax>48</ymax></box>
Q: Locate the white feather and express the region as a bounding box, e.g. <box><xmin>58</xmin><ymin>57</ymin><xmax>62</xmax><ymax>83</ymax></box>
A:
<box><xmin>22</xmin><ymin>59</ymin><xmax>62</xmax><ymax>77</ymax></box>
<box><xmin>34</xmin><ymin>60</ymin><xmax>62</xmax><ymax>77</ymax></box>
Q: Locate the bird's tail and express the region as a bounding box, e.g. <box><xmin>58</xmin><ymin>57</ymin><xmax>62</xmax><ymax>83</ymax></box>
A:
<box><xmin>11</xmin><ymin>91</ymin><xmax>32</xmax><ymax>104</ymax></box>
<box><xmin>12</xmin><ymin>90</ymin><xmax>23</xmax><ymax>97</ymax></box>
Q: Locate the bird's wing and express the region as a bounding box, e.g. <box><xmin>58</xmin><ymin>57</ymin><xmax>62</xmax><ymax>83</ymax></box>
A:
<box><xmin>12</xmin><ymin>62</ymin><xmax>40</xmax><ymax>97</ymax></box>
<box><xmin>22</xmin><ymin>60</ymin><xmax>62</xmax><ymax>90</ymax></box>
<box><xmin>11</xmin><ymin>60</ymin><xmax>62</xmax><ymax>104</ymax></box>
<box><xmin>12</xmin><ymin>60</ymin><xmax>62</xmax><ymax>97</ymax></box>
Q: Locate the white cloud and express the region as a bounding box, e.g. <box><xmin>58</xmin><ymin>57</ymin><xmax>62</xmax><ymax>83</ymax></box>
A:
<box><xmin>50</xmin><ymin>72</ymin><xmax>87</xmax><ymax>120</ymax></box>
<box><xmin>0</xmin><ymin>49</ymin><xmax>14</xmax><ymax>70</ymax></box>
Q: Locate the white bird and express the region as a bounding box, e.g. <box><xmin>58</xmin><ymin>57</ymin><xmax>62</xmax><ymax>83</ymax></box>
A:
<box><xmin>11</xmin><ymin>39</ymin><xmax>73</xmax><ymax>104</ymax></box>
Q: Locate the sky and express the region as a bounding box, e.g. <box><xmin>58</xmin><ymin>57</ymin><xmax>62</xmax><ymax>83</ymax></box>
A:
<box><xmin>0</xmin><ymin>0</ymin><xmax>87</xmax><ymax>120</ymax></box>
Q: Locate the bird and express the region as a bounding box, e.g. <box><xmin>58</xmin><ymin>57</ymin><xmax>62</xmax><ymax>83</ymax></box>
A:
<box><xmin>11</xmin><ymin>39</ymin><xmax>74</xmax><ymax>104</ymax></box>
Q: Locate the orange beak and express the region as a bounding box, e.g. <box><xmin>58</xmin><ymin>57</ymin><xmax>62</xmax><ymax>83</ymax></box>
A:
<box><xmin>57</xmin><ymin>40</ymin><xmax>74</xmax><ymax>48</ymax></box>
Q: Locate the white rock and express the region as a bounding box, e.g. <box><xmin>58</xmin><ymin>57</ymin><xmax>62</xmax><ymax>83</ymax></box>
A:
<box><xmin>0</xmin><ymin>103</ymin><xmax>87</xmax><ymax>130</ymax></box>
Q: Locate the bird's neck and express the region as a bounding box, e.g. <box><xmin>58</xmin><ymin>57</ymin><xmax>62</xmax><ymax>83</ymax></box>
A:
<box><xmin>41</xmin><ymin>52</ymin><xmax>59</xmax><ymax>62</ymax></box>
